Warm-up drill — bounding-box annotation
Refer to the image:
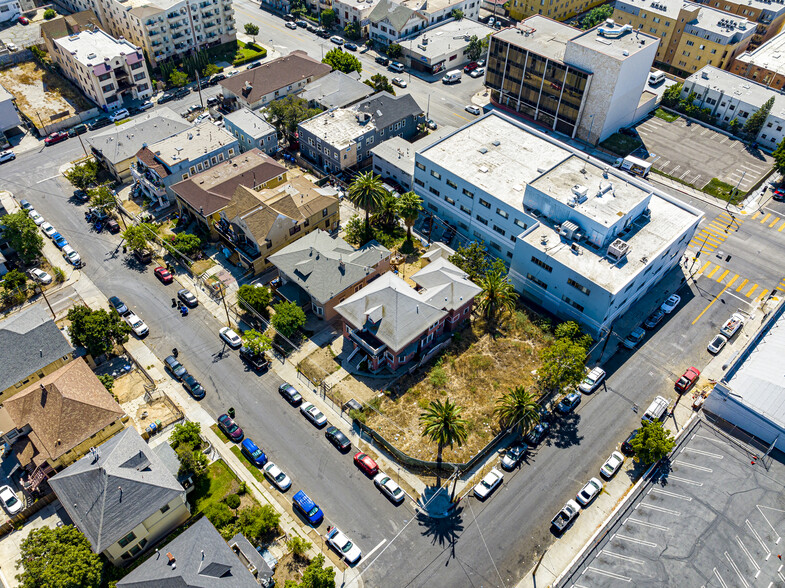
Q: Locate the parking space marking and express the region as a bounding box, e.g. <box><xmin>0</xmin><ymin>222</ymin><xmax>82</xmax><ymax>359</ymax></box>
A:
<box><xmin>725</xmin><ymin>552</ymin><xmax>751</xmax><ymax>588</ymax></box>
<box><xmin>586</xmin><ymin>566</ymin><xmax>631</xmax><ymax>582</ymax></box>
<box><xmin>614</xmin><ymin>533</ymin><xmax>658</xmax><ymax>547</ymax></box>
<box><xmin>746</xmin><ymin>520</ymin><xmax>771</xmax><ymax>558</ymax></box>
<box><xmin>649</xmin><ymin>488</ymin><xmax>692</xmax><ymax>501</ymax></box>
<box><xmin>680</xmin><ymin>169</ymin><xmax>692</xmax><ymax>180</ymax></box>
<box><xmin>736</xmin><ymin>278</ymin><xmax>749</xmax><ymax>292</ymax></box>
<box><xmin>716</xmin><ymin>269</ymin><xmax>730</xmax><ymax>282</ymax></box>
<box><xmin>737</xmin><ymin>535</ymin><xmax>761</xmax><ymax>575</ymax></box>
<box><xmin>673</xmin><ymin>459</ymin><xmax>713</xmax><ymax>472</ymax></box>
<box><xmin>684</xmin><ymin>447</ymin><xmax>724</xmax><ymax>459</ymax></box>
<box><xmin>627</xmin><ymin>517</ymin><xmax>669</xmax><ymax>531</ymax></box>
<box><xmin>602</xmin><ymin>550</ymin><xmax>645</xmax><ymax>565</ymax></box>
<box><xmin>761</xmin><ymin>213</ymin><xmax>772</xmax><ymax>224</ymax></box>
<box><xmin>714</xmin><ymin>567</ymin><xmax>730</xmax><ymax>588</ymax></box>
<box><xmin>693</xmin><ymin>433</ymin><xmax>729</xmax><ymax>445</ymax></box>
<box><xmin>770</xmin><ymin>217</ymin><xmax>781</xmax><ymax>228</ymax></box>
<box><xmin>757</xmin><ymin>505</ymin><xmax>785</xmax><ymax>544</ymax></box>
<box><xmin>364</xmin><ymin>538</ymin><xmax>387</xmax><ymax>561</ymax></box>
<box><xmin>671</xmin><ymin>164</ymin><xmax>681</xmax><ymax>175</ymax></box>
<box><xmin>668</xmin><ymin>475</ymin><xmax>703</xmax><ymax>486</ymax></box>
<box><xmin>707</xmin><ymin>265</ymin><xmax>721</xmax><ymax>279</ymax></box>
<box><xmin>637</xmin><ymin>503</ymin><xmax>681</xmax><ymax>516</ymax></box>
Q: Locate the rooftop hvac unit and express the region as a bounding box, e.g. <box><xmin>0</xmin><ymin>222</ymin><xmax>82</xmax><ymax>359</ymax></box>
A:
<box><xmin>571</xmin><ymin>184</ymin><xmax>588</xmax><ymax>204</ymax></box>
<box><xmin>607</xmin><ymin>238</ymin><xmax>630</xmax><ymax>262</ymax></box>
<box><xmin>560</xmin><ymin>220</ymin><xmax>579</xmax><ymax>239</ymax></box>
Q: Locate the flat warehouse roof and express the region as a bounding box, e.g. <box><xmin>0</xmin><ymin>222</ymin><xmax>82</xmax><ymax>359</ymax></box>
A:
<box><xmin>492</xmin><ymin>16</ymin><xmax>579</xmax><ymax>62</ymax></box>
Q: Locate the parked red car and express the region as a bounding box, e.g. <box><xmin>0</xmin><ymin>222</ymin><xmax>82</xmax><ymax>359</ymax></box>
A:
<box><xmin>353</xmin><ymin>452</ymin><xmax>379</xmax><ymax>476</ymax></box>
<box><xmin>675</xmin><ymin>366</ymin><xmax>700</xmax><ymax>393</ymax></box>
<box><xmin>18</xmin><ymin>16</ymin><xmax>29</xmax><ymax>25</ymax></box>
<box><xmin>463</xmin><ymin>61</ymin><xmax>478</xmax><ymax>73</ymax></box>
<box><xmin>44</xmin><ymin>131</ymin><xmax>68</xmax><ymax>146</ymax></box>
<box><xmin>154</xmin><ymin>266</ymin><xmax>173</xmax><ymax>284</ymax></box>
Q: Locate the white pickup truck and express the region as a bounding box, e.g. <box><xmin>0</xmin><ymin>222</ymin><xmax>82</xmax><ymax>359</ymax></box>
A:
<box><xmin>720</xmin><ymin>313</ymin><xmax>744</xmax><ymax>338</ymax></box>
<box><xmin>551</xmin><ymin>499</ymin><xmax>580</xmax><ymax>533</ymax></box>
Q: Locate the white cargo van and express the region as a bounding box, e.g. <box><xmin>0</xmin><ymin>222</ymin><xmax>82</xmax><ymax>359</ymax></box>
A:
<box><xmin>648</xmin><ymin>70</ymin><xmax>665</xmax><ymax>85</ymax></box>
<box><xmin>641</xmin><ymin>395</ymin><xmax>669</xmax><ymax>424</ymax></box>
<box><xmin>443</xmin><ymin>70</ymin><xmax>462</xmax><ymax>84</ymax></box>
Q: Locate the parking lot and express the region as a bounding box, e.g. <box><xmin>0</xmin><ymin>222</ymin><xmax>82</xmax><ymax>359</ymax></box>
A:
<box><xmin>635</xmin><ymin>115</ymin><xmax>771</xmax><ymax>193</ymax></box>
<box><xmin>559</xmin><ymin>418</ymin><xmax>785</xmax><ymax>587</ymax></box>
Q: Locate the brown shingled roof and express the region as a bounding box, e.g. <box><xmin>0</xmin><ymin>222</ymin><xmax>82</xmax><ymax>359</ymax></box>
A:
<box><xmin>40</xmin><ymin>10</ymin><xmax>102</xmax><ymax>43</ymax></box>
<box><xmin>219</xmin><ymin>51</ymin><xmax>331</xmax><ymax>105</ymax></box>
<box><xmin>3</xmin><ymin>358</ymin><xmax>125</xmax><ymax>463</ymax></box>
<box><xmin>136</xmin><ymin>146</ymin><xmax>170</xmax><ymax>178</ymax></box>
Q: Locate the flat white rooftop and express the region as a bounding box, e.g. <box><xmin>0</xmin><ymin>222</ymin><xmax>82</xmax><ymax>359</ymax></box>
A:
<box><xmin>735</xmin><ymin>31</ymin><xmax>785</xmax><ymax>76</ymax></box>
<box><xmin>224</xmin><ymin>108</ymin><xmax>275</xmax><ymax>140</ymax></box>
<box><xmin>405</xmin><ymin>19</ymin><xmax>494</xmax><ymax>58</ymax></box>
<box><xmin>492</xmin><ymin>16</ymin><xmax>578</xmax><ymax>62</ymax></box>
<box><xmin>150</xmin><ymin>121</ymin><xmax>236</xmax><ymax>165</ymax></box>
<box><xmin>686</xmin><ymin>65</ymin><xmax>785</xmax><ymax>118</ymax></box>
<box><xmin>300</xmin><ymin>108</ymin><xmax>370</xmax><ymax>149</ymax></box>
<box><xmin>570</xmin><ymin>21</ymin><xmax>659</xmax><ymax>60</ymax></box>
<box><xmin>54</xmin><ymin>29</ymin><xmax>142</xmax><ymax>67</ymax></box>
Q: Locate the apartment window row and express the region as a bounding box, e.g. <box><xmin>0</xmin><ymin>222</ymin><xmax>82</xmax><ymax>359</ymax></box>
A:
<box><xmin>527</xmin><ymin>273</ymin><xmax>547</xmax><ymax>289</ymax></box>
<box><xmin>562</xmin><ymin>295</ymin><xmax>584</xmax><ymax>313</ymax></box>
<box><xmin>531</xmin><ymin>256</ymin><xmax>552</xmax><ymax>272</ymax></box>
<box><xmin>567</xmin><ymin>277</ymin><xmax>591</xmax><ymax>296</ymax></box>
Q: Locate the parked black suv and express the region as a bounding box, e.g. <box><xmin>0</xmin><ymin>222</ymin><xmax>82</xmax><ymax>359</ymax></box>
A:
<box><xmin>621</xmin><ymin>429</ymin><xmax>639</xmax><ymax>456</ymax></box>
<box><xmin>88</xmin><ymin>117</ymin><xmax>111</xmax><ymax>131</ymax></box>
<box><xmin>375</xmin><ymin>56</ymin><xmax>390</xmax><ymax>66</ymax></box>
<box><xmin>239</xmin><ymin>346</ymin><xmax>269</xmax><ymax>371</ymax></box>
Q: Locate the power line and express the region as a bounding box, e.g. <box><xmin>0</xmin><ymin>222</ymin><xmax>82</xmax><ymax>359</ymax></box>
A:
<box><xmin>467</xmin><ymin>497</ymin><xmax>507</xmax><ymax>588</ymax></box>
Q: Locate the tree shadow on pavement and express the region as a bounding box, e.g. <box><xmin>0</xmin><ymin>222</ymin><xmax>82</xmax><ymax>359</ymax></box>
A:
<box><xmin>417</xmin><ymin>505</ymin><xmax>464</xmax><ymax>551</ymax></box>
<box><xmin>549</xmin><ymin>413</ymin><xmax>582</xmax><ymax>449</ymax></box>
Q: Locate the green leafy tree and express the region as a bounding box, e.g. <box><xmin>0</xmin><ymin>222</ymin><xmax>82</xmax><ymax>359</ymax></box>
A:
<box><xmin>397</xmin><ymin>191</ymin><xmax>422</xmax><ymax>242</ymax></box>
<box><xmin>372</xmin><ymin>191</ymin><xmax>399</xmax><ymax>231</ymax></box>
<box><xmin>170</xmin><ymin>421</ymin><xmax>202</xmax><ymax>450</ymax></box>
<box><xmin>203</xmin><ymin>502</ymin><xmax>235</xmax><ymax>530</ymax></box>
<box><xmin>539</xmin><ymin>337</ymin><xmax>588</xmax><ymax>392</ymax></box>
<box><xmin>271</xmin><ymin>301</ymin><xmax>306</xmax><ymax>338</ymax></box>
<box><xmin>236</xmin><ymin>505</ymin><xmax>281</xmax><ymax>544</ymax></box>
<box><xmin>342</xmin><ymin>214</ymin><xmax>365</xmax><ymax>246</ymax></box>
<box><xmin>494</xmin><ymin>386</ymin><xmax>540</xmax><ymax>433</ymax></box>
<box><xmin>774</xmin><ymin>137</ymin><xmax>785</xmax><ymax>174</ymax></box>
<box><xmin>267</xmin><ymin>95</ymin><xmax>322</xmax><ymax>140</ymax></box>
<box><xmin>176</xmin><ymin>445</ymin><xmax>208</xmax><ymax>478</ymax></box>
<box><xmin>451</xmin><ymin>8</ymin><xmax>463</xmax><ymax>19</ymax></box>
<box><xmin>171</xmin><ymin>232</ymin><xmax>201</xmax><ymax>256</ymax></box>
<box><xmin>449</xmin><ymin>241</ymin><xmax>489</xmax><ymax>283</ymax></box>
<box><xmin>43</xmin><ymin>8</ymin><xmax>56</xmax><ymax>19</ymax></box>
<box><xmin>3</xmin><ymin>269</ymin><xmax>27</xmax><ymax>293</ymax></box>
<box><xmin>554</xmin><ymin>321</ymin><xmax>593</xmax><ymax>349</ymax></box>
<box><xmin>344</xmin><ymin>21</ymin><xmax>361</xmax><ymax>40</ymax></box>
<box><xmin>743</xmin><ymin>96</ymin><xmax>774</xmax><ymax>138</ymax></box>
<box><xmin>66</xmin><ymin>305</ymin><xmax>131</xmax><ymax>357</ymax></box>
<box><xmin>322</xmin><ymin>47</ymin><xmax>362</xmax><ymax>74</ymax></box>
<box><xmin>290</xmin><ymin>0</ymin><xmax>307</xmax><ymax>15</ymax></box>
<box><xmin>237</xmin><ymin>283</ymin><xmax>272</xmax><ymax>314</ymax></box>
<box><xmin>287</xmin><ymin>536</ymin><xmax>312</xmax><ymax>559</ymax></box>
<box><xmin>348</xmin><ymin>171</ymin><xmax>387</xmax><ymax>242</ymax></box>
<box><xmin>728</xmin><ymin>117</ymin><xmax>741</xmax><ymax>135</ymax></box>
<box><xmin>630</xmin><ymin>420</ymin><xmax>675</xmax><ymax>464</ymax></box>
<box><xmin>241</xmin><ymin>328</ymin><xmax>272</xmax><ymax>355</ymax></box>
<box><xmin>466</xmin><ymin>35</ymin><xmax>485</xmax><ymax>61</ymax></box>
<box><xmin>63</xmin><ymin>159</ymin><xmax>99</xmax><ymax>190</ymax></box>
<box><xmin>169</xmin><ymin>69</ymin><xmax>189</xmax><ymax>88</ymax></box>
<box><xmin>89</xmin><ymin>185</ymin><xmax>117</xmax><ymax>214</ymax></box>
<box><xmin>285</xmin><ymin>553</ymin><xmax>335</xmax><ymax>588</ymax></box>
<box><xmin>1</xmin><ymin>211</ymin><xmax>44</xmax><ymax>263</ymax></box>
<box><xmin>580</xmin><ymin>3</ymin><xmax>613</xmax><ymax>29</ymax></box>
<box><xmin>244</xmin><ymin>22</ymin><xmax>260</xmax><ymax>42</ymax></box>
<box><xmin>320</xmin><ymin>8</ymin><xmax>336</xmax><ymax>28</ymax></box>
<box><xmin>203</xmin><ymin>63</ymin><xmax>220</xmax><ymax>77</ymax></box>
<box><xmin>15</xmin><ymin>525</ymin><xmax>102</xmax><ymax>588</ymax></box>
<box><xmin>122</xmin><ymin>223</ymin><xmax>158</xmax><ymax>252</ymax></box>
<box><xmin>661</xmin><ymin>82</ymin><xmax>682</xmax><ymax>108</ymax></box>
<box><xmin>419</xmin><ymin>398</ymin><xmax>468</xmax><ymax>485</ymax></box>
<box><xmin>97</xmin><ymin>374</ymin><xmax>115</xmax><ymax>393</ymax></box>
<box><xmin>387</xmin><ymin>43</ymin><xmax>402</xmax><ymax>58</ymax></box>
<box><xmin>477</xmin><ymin>260</ymin><xmax>518</xmax><ymax>325</ymax></box>
<box><xmin>364</xmin><ymin>73</ymin><xmax>395</xmax><ymax>95</ymax></box>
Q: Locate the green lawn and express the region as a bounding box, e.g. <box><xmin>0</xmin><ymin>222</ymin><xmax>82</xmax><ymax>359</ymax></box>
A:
<box><xmin>189</xmin><ymin>459</ymin><xmax>240</xmax><ymax>515</ymax></box>
<box><xmin>210</xmin><ymin>423</ymin><xmax>229</xmax><ymax>443</ymax></box>
<box><xmin>653</xmin><ymin>108</ymin><xmax>679</xmax><ymax>122</ymax></box>
<box><xmin>598</xmin><ymin>133</ymin><xmax>642</xmax><ymax>156</ymax></box>
<box><xmin>703</xmin><ymin>177</ymin><xmax>745</xmax><ymax>204</ymax></box>
<box><xmin>230</xmin><ymin>446</ymin><xmax>266</xmax><ymax>484</ymax></box>
<box><xmin>233</xmin><ymin>41</ymin><xmax>267</xmax><ymax>66</ymax></box>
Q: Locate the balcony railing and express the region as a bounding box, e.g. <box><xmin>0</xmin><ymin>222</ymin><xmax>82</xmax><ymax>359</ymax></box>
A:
<box><xmin>349</xmin><ymin>329</ymin><xmax>386</xmax><ymax>356</ymax></box>
<box><xmin>213</xmin><ymin>220</ymin><xmax>262</xmax><ymax>260</ymax></box>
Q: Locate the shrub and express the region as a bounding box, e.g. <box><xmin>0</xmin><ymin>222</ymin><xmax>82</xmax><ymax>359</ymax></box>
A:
<box><xmin>429</xmin><ymin>366</ymin><xmax>448</xmax><ymax>387</ymax></box>
<box><xmin>44</xmin><ymin>8</ymin><xmax>56</xmax><ymax>19</ymax></box>
<box><xmin>236</xmin><ymin>505</ymin><xmax>280</xmax><ymax>544</ymax></box>
<box><xmin>203</xmin><ymin>502</ymin><xmax>235</xmax><ymax>529</ymax></box>
<box><xmin>224</xmin><ymin>493</ymin><xmax>241</xmax><ymax>509</ymax></box>
<box><xmin>287</xmin><ymin>536</ymin><xmax>312</xmax><ymax>559</ymax></box>
<box><xmin>52</xmin><ymin>267</ymin><xmax>66</xmax><ymax>283</ymax></box>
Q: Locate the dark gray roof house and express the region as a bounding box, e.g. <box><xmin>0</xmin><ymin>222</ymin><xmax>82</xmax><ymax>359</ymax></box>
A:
<box><xmin>299</xmin><ymin>71</ymin><xmax>374</xmax><ymax>110</ymax></box>
<box><xmin>0</xmin><ymin>303</ymin><xmax>73</xmax><ymax>402</ymax></box>
<box><xmin>49</xmin><ymin>427</ymin><xmax>190</xmax><ymax>564</ymax></box>
<box><xmin>117</xmin><ymin>516</ymin><xmax>270</xmax><ymax>588</ymax></box>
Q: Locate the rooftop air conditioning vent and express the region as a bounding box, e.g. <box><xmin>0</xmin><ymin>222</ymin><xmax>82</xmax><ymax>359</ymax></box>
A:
<box><xmin>607</xmin><ymin>238</ymin><xmax>630</xmax><ymax>262</ymax></box>
<box><xmin>492</xmin><ymin>140</ymin><xmax>500</xmax><ymax>146</ymax></box>
<box><xmin>540</xmin><ymin>234</ymin><xmax>548</xmax><ymax>245</ymax></box>
<box><xmin>571</xmin><ymin>184</ymin><xmax>588</xmax><ymax>203</ymax></box>
<box><xmin>560</xmin><ymin>220</ymin><xmax>579</xmax><ymax>239</ymax></box>
<box><xmin>478</xmin><ymin>147</ymin><xmax>488</xmax><ymax>153</ymax></box>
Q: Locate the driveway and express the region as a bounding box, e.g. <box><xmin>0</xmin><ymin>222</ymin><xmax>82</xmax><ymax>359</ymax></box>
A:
<box><xmin>634</xmin><ymin>115</ymin><xmax>771</xmax><ymax>193</ymax></box>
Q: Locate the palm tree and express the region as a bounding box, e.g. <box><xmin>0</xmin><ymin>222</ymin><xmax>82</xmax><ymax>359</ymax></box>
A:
<box><xmin>494</xmin><ymin>386</ymin><xmax>540</xmax><ymax>434</ymax></box>
<box><xmin>477</xmin><ymin>264</ymin><xmax>518</xmax><ymax>327</ymax></box>
<box><xmin>419</xmin><ymin>398</ymin><xmax>468</xmax><ymax>485</ymax></box>
<box><xmin>397</xmin><ymin>191</ymin><xmax>422</xmax><ymax>242</ymax></box>
<box><xmin>347</xmin><ymin>172</ymin><xmax>386</xmax><ymax>242</ymax></box>
<box><xmin>373</xmin><ymin>192</ymin><xmax>399</xmax><ymax>231</ymax></box>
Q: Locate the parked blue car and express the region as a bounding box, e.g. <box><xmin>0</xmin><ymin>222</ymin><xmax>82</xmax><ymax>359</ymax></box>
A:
<box><xmin>240</xmin><ymin>438</ymin><xmax>267</xmax><ymax>467</ymax></box>
<box><xmin>293</xmin><ymin>490</ymin><xmax>323</xmax><ymax>525</ymax></box>
<box><xmin>52</xmin><ymin>233</ymin><xmax>68</xmax><ymax>249</ymax></box>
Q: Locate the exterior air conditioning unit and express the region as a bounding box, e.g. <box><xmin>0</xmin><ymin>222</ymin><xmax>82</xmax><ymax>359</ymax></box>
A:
<box><xmin>570</xmin><ymin>184</ymin><xmax>588</xmax><ymax>204</ymax></box>
<box><xmin>607</xmin><ymin>238</ymin><xmax>630</xmax><ymax>262</ymax></box>
<box><xmin>560</xmin><ymin>220</ymin><xmax>579</xmax><ymax>240</ymax></box>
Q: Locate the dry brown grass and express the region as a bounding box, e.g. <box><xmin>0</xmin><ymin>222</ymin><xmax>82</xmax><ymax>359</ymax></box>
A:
<box><xmin>365</xmin><ymin>310</ymin><xmax>553</xmax><ymax>463</ymax></box>
<box><xmin>297</xmin><ymin>346</ymin><xmax>339</xmax><ymax>384</ymax></box>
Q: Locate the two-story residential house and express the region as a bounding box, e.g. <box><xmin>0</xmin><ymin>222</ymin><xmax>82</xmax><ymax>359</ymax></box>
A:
<box><xmin>213</xmin><ymin>170</ymin><xmax>340</xmax><ymax>274</ymax></box>
<box><xmin>368</xmin><ymin>0</ymin><xmax>479</xmax><ymax>45</ymax></box>
<box><xmin>223</xmin><ymin>107</ymin><xmax>279</xmax><ymax>155</ymax></box>
<box><xmin>0</xmin><ymin>358</ymin><xmax>126</xmax><ymax>492</ymax></box>
<box><xmin>49</xmin><ymin>427</ymin><xmax>190</xmax><ymax>565</ymax></box>
<box><xmin>268</xmin><ymin>229</ymin><xmax>391</xmax><ymax>321</ymax></box>
<box><xmin>131</xmin><ymin>120</ymin><xmax>239</xmax><ymax>207</ymax></box>
<box><xmin>219</xmin><ymin>51</ymin><xmax>331</xmax><ymax>111</ymax></box>
<box><xmin>334</xmin><ymin>0</ymin><xmax>380</xmax><ymax>36</ymax></box>
<box><xmin>0</xmin><ymin>304</ymin><xmax>74</xmax><ymax>404</ymax></box>
<box><xmin>335</xmin><ymin>257</ymin><xmax>480</xmax><ymax>372</ymax></box>
<box><xmin>51</xmin><ymin>29</ymin><xmax>152</xmax><ymax>112</ymax></box>
<box><xmin>171</xmin><ymin>148</ymin><xmax>287</xmax><ymax>236</ymax></box>
<box><xmin>298</xmin><ymin>92</ymin><xmax>423</xmax><ymax>173</ymax></box>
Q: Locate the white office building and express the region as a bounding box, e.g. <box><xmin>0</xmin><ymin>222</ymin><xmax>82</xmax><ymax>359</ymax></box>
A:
<box><xmin>54</xmin><ymin>0</ymin><xmax>236</xmax><ymax>66</ymax></box>
<box><xmin>413</xmin><ymin>112</ymin><xmax>703</xmax><ymax>336</ymax></box>
<box><xmin>52</xmin><ymin>29</ymin><xmax>152</xmax><ymax>110</ymax></box>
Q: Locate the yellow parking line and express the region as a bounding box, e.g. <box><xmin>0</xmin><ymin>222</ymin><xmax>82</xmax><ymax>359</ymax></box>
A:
<box><xmin>755</xmin><ymin>289</ymin><xmax>769</xmax><ymax>303</ymax></box>
<box><xmin>716</xmin><ymin>269</ymin><xmax>730</xmax><ymax>282</ymax></box>
<box><xmin>779</xmin><ymin>222</ymin><xmax>785</xmax><ymax>232</ymax></box>
<box><xmin>736</xmin><ymin>278</ymin><xmax>749</xmax><ymax>292</ymax></box>
<box><xmin>726</xmin><ymin>275</ymin><xmax>739</xmax><ymax>289</ymax></box>
<box><xmin>761</xmin><ymin>213</ymin><xmax>772</xmax><ymax>224</ymax></box>
<box><xmin>770</xmin><ymin>217</ymin><xmax>781</xmax><ymax>228</ymax></box>
<box><xmin>707</xmin><ymin>265</ymin><xmax>721</xmax><ymax>279</ymax></box>
<box><xmin>746</xmin><ymin>284</ymin><xmax>758</xmax><ymax>298</ymax></box>
<box><xmin>751</xmin><ymin>211</ymin><xmax>761</xmax><ymax>220</ymax></box>
<box><xmin>698</xmin><ymin>260</ymin><xmax>712</xmax><ymax>274</ymax></box>
<box><xmin>692</xmin><ymin>281</ymin><xmax>733</xmax><ymax>325</ymax></box>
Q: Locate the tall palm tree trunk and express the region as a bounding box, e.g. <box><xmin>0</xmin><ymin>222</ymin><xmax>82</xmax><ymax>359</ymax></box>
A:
<box><xmin>435</xmin><ymin>443</ymin><xmax>443</xmax><ymax>487</ymax></box>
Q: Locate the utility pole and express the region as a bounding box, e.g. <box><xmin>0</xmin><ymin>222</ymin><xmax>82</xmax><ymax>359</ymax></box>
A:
<box><xmin>220</xmin><ymin>282</ymin><xmax>232</xmax><ymax>327</ymax></box>
<box><xmin>77</xmin><ymin>133</ymin><xmax>89</xmax><ymax>159</ymax></box>
<box><xmin>195</xmin><ymin>70</ymin><xmax>204</xmax><ymax>109</ymax></box>
<box><xmin>38</xmin><ymin>284</ymin><xmax>55</xmax><ymax>320</ymax></box>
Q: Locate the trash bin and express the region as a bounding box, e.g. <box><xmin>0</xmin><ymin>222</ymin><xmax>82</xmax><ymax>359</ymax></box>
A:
<box><xmin>228</xmin><ymin>407</ymin><xmax>235</xmax><ymax>419</ymax></box>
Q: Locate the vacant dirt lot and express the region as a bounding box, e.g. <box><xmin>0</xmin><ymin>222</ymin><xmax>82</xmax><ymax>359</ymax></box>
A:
<box><xmin>0</xmin><ymin>61</ymin><xmax>92</xmax><ymax>128</ymax></box>
<box><xmin>365</xmin><ymin>310</ymin><xmax>552</xmax><ymax>463</ymax></box>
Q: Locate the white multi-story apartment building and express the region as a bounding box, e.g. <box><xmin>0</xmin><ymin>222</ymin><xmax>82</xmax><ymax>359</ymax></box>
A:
<box><xmin>413</xmin><ymin>111</ymin><xmax>703</xmax><ymax>337</ymax></box>
<box><xmin>54</xmin><ymin>0</ymin><xmax>236</xmax><ymax>66</ymax></box>
<box><xmin>0</xmin><ymin>0</ymin><xmax>21</xmax><ymax>24</ymax></box>
<box><xmin>51</xmin><ymin>29</ymin><xmax>152</xmax><ymax>110</ymax></box>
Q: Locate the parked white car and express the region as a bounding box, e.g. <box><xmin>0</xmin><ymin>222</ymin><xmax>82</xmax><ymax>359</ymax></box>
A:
<box><xmin>300</xmin><ymin>402</ymin><xmax>327</xmax><ymax>427</ymax></box>
<box><xmin>28</xmin><ymin>209</ymin><xmax>44</xmax><ymax>225</ymax></box>
<box><xmin>29</xmin><ymin>268</ymin><xmax>52</xmax><ymax>284</ymax></box>
<box><xmin>579</xmin><ymin>366</ymin><xmax>605</xmax><ymax>393</ymax></box>
<box><xmin>707</xmin><ymin>333</ymin><xmax>728</xmax><ymax>354</ymax></box>
<box><xmin>660</xmin><ymin>294</ymin><xmax>681</xmax><ymax>314</ymax></box>
<box><xmin>473</xmin><ymin>468</ymin><xmax>503</xmax><ymax>500</ymax></box>
<box><xmin>0</xmin><ymin>485</ymin><xmax>22</xmax><ymax>515</ymax></box>
<box><xmin>326</xmin><ymin>526</ymin><xmax>362</xmax><ymax>564</ymax></box>
<box><xmin>62</xmin><ymin>245</ymin><xmax>82</xmax><ymax>267</ymax></box>
<box><xmin>219</xmin><ymin>326</ymin><xmax>242</xmax><ymax>348</ymax></box>
<box><xmin>262</xmin><ymin>462</ymin><xmax>292</xmax><ymax>491</ymax></box>
<box><xmin>576</xmin><ymin>478</ymin><xmax>603</xmax><ymax>506</ymax></box>
<box><xmin>109</xmin><ymin>108</ymin><xmax>130</xmax><ymax>122</ymax></box>
<box><xmin>600</xmin><ymin>451</ymin><xmax>624</xmax><ymax>479</ymax></box>
<box><xmin>40</xmin><ymin>222</ymin><xmax>56</xmax><ymax>238</ymax></box>
<box><xmin>124</xmin><ymin>312</ymin><xmax>149</xmax><ymax>337</ymax></box>
<box><xmin>373</xmin><ymin>473</ymin><xmax>405</xmax><ymax>504</ymax></box>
